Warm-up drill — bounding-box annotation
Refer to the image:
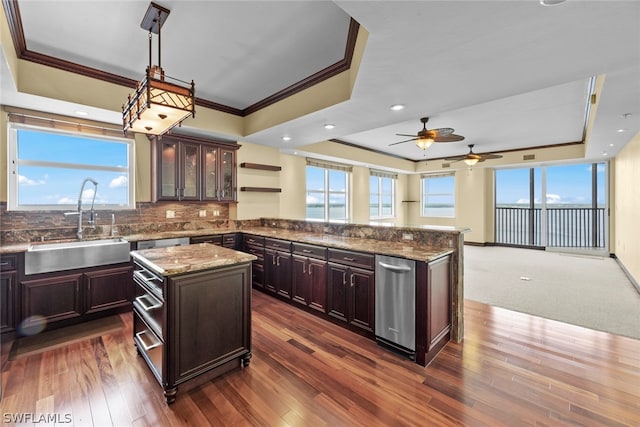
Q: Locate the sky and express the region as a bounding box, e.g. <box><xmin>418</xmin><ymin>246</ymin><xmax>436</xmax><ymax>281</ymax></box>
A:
<box><xmin>496</xmin><ymin>163</ymin><xmax>606</xmax><ymax>207</ymax></box>
<box><xmin>15</xmin><ymin>129</ymin><xmax>130</xmax><ymax>207</ymax></box>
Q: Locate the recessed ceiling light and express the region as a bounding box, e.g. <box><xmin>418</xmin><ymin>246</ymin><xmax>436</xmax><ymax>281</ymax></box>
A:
<box><xmin>282</xmin><ymin>136</ymin><xmax>291</xmax><ymax>141</ymax></box>
<box><xmin>75</xmin><ymin>110</ymin><xmax>88</xmax><ymax>116</ymax></box>
<box><xmin>617</xmin><ymin>129</ymin><xmax>626</xmax><ymax>133</ymax></box>
<box><xmin>601</xmin><ymin>151</ymin><xmax>608</xmax><ymax>156</ymax></box>
<box><xmin>539</xmin><ymin>0</ymin><xmax>566</xmax><ymax>5</ymax></box>
<box><xmin>324</xmin><ymin>124</ymin><xmax>335</xmax><ymax>130</ymax></box>
<box><xmin>390</xmin><ymin>104</ymin><xmax>405</xmax><ymax>111</ymax></box>
<box><xmin>609</xmin><ymin>143</ymin><xmax>615</xmax><ymax>147</ymax></box>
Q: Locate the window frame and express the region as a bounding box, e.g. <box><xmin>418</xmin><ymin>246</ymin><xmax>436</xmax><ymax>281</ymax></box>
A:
<box><xmin>369</xmin><ymin>172</ymin><xmax>396</xmax><ymax>219</ymax></box>
<box><xmin>305</xmin><ymin>163</ymin><xmax>350</xmax><ymax>222</ymax></box>
<box><xmin>7</xmin><ymin>122</ymin><xmax>135</xmax><ymax>211</ymax></box>
<box><xmin>420</xmin><ymin>172</ymin><xmax>456</xmax><ymax>218</ymax></box>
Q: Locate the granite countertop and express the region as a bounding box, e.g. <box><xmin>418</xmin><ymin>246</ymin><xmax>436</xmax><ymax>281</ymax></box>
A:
<box><xmin>131</xmin><ymin>243</ymin><xmax>257</xmax><ymax>277</ymax></box>
<box><xmin>1</xmin><ymin>226</ymin><xmax>455</xmax><ymax>262</ymax></box>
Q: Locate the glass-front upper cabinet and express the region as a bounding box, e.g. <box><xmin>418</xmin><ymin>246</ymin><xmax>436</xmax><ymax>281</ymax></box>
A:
<box><xmin>153</xmin><ymin>135</ymin><xmax>238</xmax><ymax>202</ymax></box>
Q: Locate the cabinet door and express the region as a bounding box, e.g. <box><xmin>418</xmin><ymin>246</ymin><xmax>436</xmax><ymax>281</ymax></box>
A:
<box><xmin>21</xmin><ymin>273</ymin><xmax>83</xmax><ymax>331</ymax></box>
<box><xmin>349</xmin><ymin>267</ymin><xmax>375</xmax><ymax>333</ymax></box>
<box><xmin>308</xmin><ymin>259</ymin><xmax>328</xmax><ymax>313</ymax></box>
<box><xmin>263</xmin><ymin>248</ymin><xmax>278</xmax><ymax>294</ymax></box>
<box><xmin>327</xmin><ymin>263</ymin><xmax>348</xmax><ymax>323</ymax></box>
<box><xmin>202</xmin><ymin>145</ymin><xmax>218</xmax><ymax>200</ymax></box>
<box><xmin>159</xmin><ymin>139</ymin><xmax>179</xmax><ymax>199</ymax></box>
<box><xmin>191</xmin><ymin>235</ymin><xmax>223</xmax><ymax>246</ymax></box>
<box><xmin>218</xmin><ymin>148</ymin><xmax>236</xmax><ymax>201</ymax></box>
<box><xmin>180</xmin><ymin>142</ymin><xmax>201</xmax><ymax>200</ymax></box>
<box><xmin>291</xmin><ymin>255</ymin><xmax>310</xmax><ymax>306</ymax></box>
<box><xmin>85</xmin><ymin>265</ymin><xmax>133</xmax><ymax>314</ymax></box>
<box><xmin>0</xmin><ymin>271</ymin><xmax>16</xmax><ymax>333</ymax></box>
<box><xmin>275</xmin><ymin>253</ymin><xmax>292</xmax><ymax>299</ymax></box>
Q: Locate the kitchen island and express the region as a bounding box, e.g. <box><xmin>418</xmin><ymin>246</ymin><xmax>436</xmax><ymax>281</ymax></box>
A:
<box><xmin>130</xmin><ymin>243</ymin><xmax>256</xmax><ymax>404</ymax></box>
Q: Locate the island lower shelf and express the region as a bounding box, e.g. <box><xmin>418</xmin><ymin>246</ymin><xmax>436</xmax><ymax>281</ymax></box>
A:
<box><xmin>131</xmin><ymin>244</ymin><xmax>254</xmax><ymax>404</ymax></box>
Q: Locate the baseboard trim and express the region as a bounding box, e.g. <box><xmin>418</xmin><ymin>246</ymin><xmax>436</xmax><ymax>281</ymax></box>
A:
<box><xmin>613</xmin><ymin>256</ymin><xmax>640</xmax><ymax>295</ymax></box>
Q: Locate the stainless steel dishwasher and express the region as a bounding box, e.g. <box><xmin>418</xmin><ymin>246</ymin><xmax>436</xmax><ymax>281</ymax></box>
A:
<box><xmin>375</xmin><ymin>254</ymin><xmax>416</xmax><ymax>358</ymax></box>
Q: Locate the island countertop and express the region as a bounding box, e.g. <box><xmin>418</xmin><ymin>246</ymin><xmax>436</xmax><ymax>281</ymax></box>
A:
<box><xmin>130</xmin><ymin>242</ymin><xmax>257</xmax><ymax>277</ymax></box>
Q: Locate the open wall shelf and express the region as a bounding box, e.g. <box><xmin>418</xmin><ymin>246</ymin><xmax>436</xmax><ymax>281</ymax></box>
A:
<box><xmin>240</xmin><ymin>163</ymin><xmax>281</xmax><ymax>171</ymax></box>
<box><xmin>240</xmin><ymin>187</ymin><xmax>281</xmax><ymax>192</ymax></box>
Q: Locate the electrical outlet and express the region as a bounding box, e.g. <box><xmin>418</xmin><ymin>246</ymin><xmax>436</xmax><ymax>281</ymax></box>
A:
<box><xmin>213</xmin><ymin>210</ymin><xmax>220</xmax><ymax>216</ymax></box>
<box><xmin>323</xmin><ymin>227</ymin><xmax>330</xmax><ymax>233</ymax></box>
<box><xmin>166</xmin><ymin>210</ymin><xmax>175</xmax><ymax>219</ymax></box>
<box><xmin>199</xmin><ymin>210</ymin><xmax>207</xmax><ymax>217</ymax></box>
<box><xmin>402</xmin><ymin>233</ymin><xmax>414</xmax><ymax>241</ymax></box>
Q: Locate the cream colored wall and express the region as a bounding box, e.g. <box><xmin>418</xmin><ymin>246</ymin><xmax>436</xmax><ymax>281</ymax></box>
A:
<box><xmin>279</xmin><ymin>154</ymin><xmax>307</xmax><ymax>220</ymax></box>
<box><xmin>613</xmin><ymin>132</ymin><xmax>640</xmax><ymax>285</ymax></box>
<box><xmin>234</xmin><ymin>141</ymin><xmax>282</xmax><ymax>220</ymax></box>
<box><xmin>0</xmin><ymin>111</ymin><xmax>8</xmax><ymax>201</ymax></box>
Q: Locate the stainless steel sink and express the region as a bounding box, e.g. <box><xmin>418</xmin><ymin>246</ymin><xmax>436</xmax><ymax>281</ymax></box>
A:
<box><xmin>25</xmin><ymin>238</ymin><xmax>131</xmax><ymax>275</ymax></box>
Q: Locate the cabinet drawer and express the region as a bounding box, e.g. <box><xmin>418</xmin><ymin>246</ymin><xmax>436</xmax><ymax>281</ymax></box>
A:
<box><xmin>222</xmin><ymin>234</ymin><xmax>237</xmax><ymax>248</ymax></box>
<box><xmin>191</xmin><ymin>235</ymin><xmax>222</xmax><ymax>245</ymax></box>
<box><xmin>134</xmin><ymin>282</ymin><xmax>164</xmax><ymax>339</ymax></box>
<box><xmin>244</xmin><ymin>243</ymin><xmax>264</xmax><ymax>258</ymax></box>
<box><xmin>0</xmin><ymin>254</ymin><xmax>17</xmax><ymax>272</ymax></box>
<box><xmin>133</xmin><ymin>311</ymin><xmax>164</xmax><ymax>384</ymax></box>
<box><xmin>292</xmin><ymin>242</ymin><xmax>327</xmax><ymax>260</ymax></box>
<box><xmin>243</xmin><ymin>234</ymin><xmax>264</xmax><ymax>246</ymax></box>
<box><xmin>265</xmin><ymin>238</ymin><xmax>291</xmax><ymax>251</ymax></box>
<box><xmin>328</xmin><ymin>248</ymin><xmax>374</xmax><ymax>270</ymax></box>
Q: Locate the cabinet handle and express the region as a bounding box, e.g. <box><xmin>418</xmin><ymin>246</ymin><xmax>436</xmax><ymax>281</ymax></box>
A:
<box><xmin>0</xmin><ymin>262</ymin><xmax>9</xmax><ymax>266</ymax></box>
<box><xmin>136</xmin><ymin>331</ymin><xmax>162</xmax><ymax>351</ymax></box>
<box><xmin>302</xmin><ymin>249</ymin><xmax>311</xmax><ymax>253</ymax></box>
<box><xmin>350</xmin><ymin>274</ymin><xmax>355</xmax><ymax>288</ymax></box>
<box><xmin>221</xmin><ymin>190</ymin><xmax>225</xmax><ymax>198</ymax></box>
<box><xmin>276</xmin><ymin>256</ymin><xmax>280</xmax><ymax>267</ymax></box>
<box><xmin>302</xmin><ymin>263</ymin><xmax>306</xmax><ymax>274</ymax></box>
<box><xmin>248</xmin><ymin>239</ymin><xmax>255</xmax><ymax>243</ymax></box>
<box><xmin>342</xmin><ymin>272</ymin><xmax>346</xmax><ymax>285</ymax></box>
<box><xmin>308</xmin><ymin>263</ymin><xmax>312</xmax><ymax>276</ymax></box>
<box><xmin>272</xmin><ymin>256</ymin><xmax>276</xmax><ymax>265</ymax></box>
<box><xmin>343</xmin><ymin>257</ymin><xmax>355</xmax><ymax>261</ymax></box>
<box><xmin>135</xmin><ymin>295</ymin><xmax>162</xmax><ymax>311</ymax></box>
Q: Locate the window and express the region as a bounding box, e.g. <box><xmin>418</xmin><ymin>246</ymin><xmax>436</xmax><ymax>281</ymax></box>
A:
<box><xmin>306</xmin><ymin>159</ymin><xmax>351</xmax><ymax>222</ymax></box>
<box><xmin>370</xmin><ymin>170</ymin><xmax>396</xmax><ymax>219</ymax></box>
<box><xmin>421</xmin><ymin>173</ymin><xmax>455</xmax><ymax>217</ymax></box>
<box><xmin>7</xmin><ymin>120</ymin><xmax>134</xmax><ymax>211</ymax></box>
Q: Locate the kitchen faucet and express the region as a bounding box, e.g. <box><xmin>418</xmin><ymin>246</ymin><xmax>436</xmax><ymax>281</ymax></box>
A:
<box><xmin>64</xmin><ymin>177</ymin><xmax>98</xmax><ymax>240</ymax></box>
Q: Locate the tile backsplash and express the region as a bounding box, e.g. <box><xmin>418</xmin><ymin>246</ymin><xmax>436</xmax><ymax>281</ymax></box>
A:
<box><xmin>0</xmin><ymin>201</ymin><xmax>234</xmax><ymax>243</ymax></box>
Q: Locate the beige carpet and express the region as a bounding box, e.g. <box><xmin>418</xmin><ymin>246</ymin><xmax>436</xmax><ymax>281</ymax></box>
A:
<box><xmin>9</xmin><ymin>315</ymin><xmax>125</xmax><ymax>360</ymax></box>
<box><xmin>463</xmin><ymin>245</ymin><xmax>640</xmax><ymax>340</ymax></box>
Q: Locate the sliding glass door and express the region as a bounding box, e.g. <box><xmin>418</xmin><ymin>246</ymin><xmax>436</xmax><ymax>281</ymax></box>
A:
<box><xmin>495</xmin><ymin>162</ymin><xmax>607</xmax><ymax>250</ymax></box>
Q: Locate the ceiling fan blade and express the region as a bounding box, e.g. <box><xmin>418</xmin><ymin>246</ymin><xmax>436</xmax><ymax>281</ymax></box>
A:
<box><xmin>434</xmin><ymin>134</ymin><xmax>465</xmax><ymax>142</ymax></box>
<box><xmin>480</xmin><ymin>153</ymin><xmax>503</xmax><ymax>160</ymax></box>
<box><xmin>389</xmin><ymin>137</ymin><xmax>417</xmax><ymax>146</ymax></box>
<box><xmin>433</xmin><ymin>127</ymin><xmax>454</xmax><ymax>136</ymax></box>
<box><xmin>395</xmin><ymin>133</ymin><xmax>418</xmax><ymax>137</ymax></box>
<box><xmin>444</xmin><ymin>156</ymin><xmax>466</xmax><ymax>162</ymax></box>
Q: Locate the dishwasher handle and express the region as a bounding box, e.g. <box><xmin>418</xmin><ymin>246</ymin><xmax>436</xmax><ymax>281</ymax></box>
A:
<box><xmin>378</xmin><ymin>261</ymin><xmax>413</xmax><ymax>273</ymax></box>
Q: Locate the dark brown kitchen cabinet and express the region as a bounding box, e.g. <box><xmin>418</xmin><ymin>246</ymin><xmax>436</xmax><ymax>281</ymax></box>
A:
<box><xmin>19</xmin><ymin>263</ymin><xmax>133</xmax><ymax>333</ymax></box>
<box><xmin>291</xmin><ymin>243</ymin><xmax>328</xmax><ymax>313</ymax></box>
<box><xmin>21</xmin><ymin>273</ymin><xmax>83</xmax><ymax>330</ymax></box>
<box><xmin>191</xmin><ymin>233</ymin><xmax>237</xmax><ymax>248</ymax></box>
<box><xmin>243</xmin><ymin>234</ymin><xmax>264</xmax><ymax>289</ymax></box>
<box><xmin>327</xmin><ymin>262</ymin><xmax>375</xmax><ymax>333</ymax></box>
<box><xmin>0</xmin><ymin>254</ymin><xmax>18</xmax><ymax>333</ymax></box>
<box><xmin>85</xmin><ymin>265</ymin><xmax>134</xmax><ymax>314</ymax></box>
<box><xmin>151</xmin><ymin>134</ymin><xmax>238</xmax><ymax>202</ymax></box>
<box><xmin>132</xmin><ymin>256</ymin><xmax>252</xmax><ymax>404</ymax></box>
<box><xmin>264</xmin><ymin>238</ymin><xmax>292</xmax><ymax>299</ymax></box>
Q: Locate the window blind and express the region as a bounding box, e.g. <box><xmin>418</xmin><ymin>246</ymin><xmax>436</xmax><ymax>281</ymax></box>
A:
<box><xmin>306</xmin><ymin>158</ymin><xmax>353</xmax><ymax>172</ymax></box>
<box><xmin>420</xmin><ymin>171</ymin><xmax>455</xmax><ymax>179</ymax></box>
<box><xmin>8</xmin><ymin>112</ymin><xmax>132</xmax><ymax>140</ymax></box>
<box><xmin>370</xmin><ymin>169</ymin><xmax>397</xmax><ymax>179</ymax></box>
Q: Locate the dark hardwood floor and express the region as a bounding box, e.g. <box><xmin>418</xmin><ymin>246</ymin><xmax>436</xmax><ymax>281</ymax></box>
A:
<box><xmin>1</xmin><ymin>290</ymin><xmax>639</xmax><ymax>426</ymax></box>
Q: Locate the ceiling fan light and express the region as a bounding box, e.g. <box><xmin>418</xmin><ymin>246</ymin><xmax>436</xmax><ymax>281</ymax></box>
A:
<box><xmin>464</xmin><ymin>157</ymin><xmax>479</xmax><ymax>166</ymax></box>
<box><xmin>415</xmin><ymin>138</ymin><xmax>434</xmax><ymax>150</ymax></box>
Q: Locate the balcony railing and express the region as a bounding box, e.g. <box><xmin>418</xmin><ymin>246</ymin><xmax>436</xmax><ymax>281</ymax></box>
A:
<box><xmin>495</xmin><ymin>206</ymin><xmax>606</xmax><ymax>248</ymax></box>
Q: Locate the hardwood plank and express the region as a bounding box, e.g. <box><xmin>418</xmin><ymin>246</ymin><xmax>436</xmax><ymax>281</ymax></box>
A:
<box><xmin>1</xmin><ymin>293</ymin><xmax>639</xmax><ymax>426</ymax></box>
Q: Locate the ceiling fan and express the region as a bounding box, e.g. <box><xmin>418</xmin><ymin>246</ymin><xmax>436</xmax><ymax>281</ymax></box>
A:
<box><xmin>389</xmin><ymin>117</ymin><xmax>465</xmax><ymax>150</ymax></box>
<box><xmin>445</xmin><ymin>144</ymin><xmax>503</xmax><ymax>166</ymax></box>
